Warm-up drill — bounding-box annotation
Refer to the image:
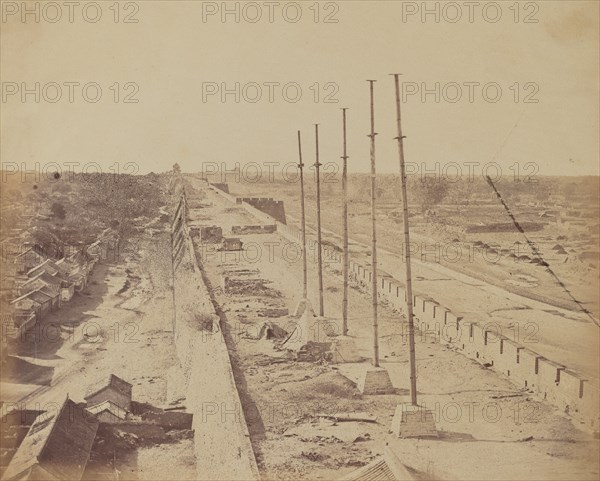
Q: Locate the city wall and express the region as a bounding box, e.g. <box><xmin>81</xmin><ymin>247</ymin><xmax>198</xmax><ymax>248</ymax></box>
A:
<box><xmin>170</xmin><ymin>187</ymin><xmax>260</xmax><ymax>481</ymax></box>
<box><xmin>236</xmin><ymin>196</ymin><xmax>287</xmax><ymax>224</ymax></box>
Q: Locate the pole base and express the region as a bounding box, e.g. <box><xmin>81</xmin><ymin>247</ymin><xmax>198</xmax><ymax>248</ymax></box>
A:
<box><xmin>293</xmin><ymin>298</ymin><xmax>315</xmax><ymax>318</ymax></box>
<box><xmin>390</xmin><ymin>404</ymin><xmax>438</xmax><ymax>438</ymax></box>
<box><xmin>357</xmin><ymin>366</ymin><xmax>395</xmax><ymax>395</ymax></box>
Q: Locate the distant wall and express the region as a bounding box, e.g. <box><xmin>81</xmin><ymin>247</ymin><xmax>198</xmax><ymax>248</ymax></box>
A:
<box><xmin>238</xmin><ymin>197</ymin><xmax>286</xmax><ymax>224</ymax></box>
<box><xmin>209</xmin><ymin>184</ymin><xmax>599</xmax><ymax>432</ymax></box>
<box><xmin>211</xmin><ymin>183</ymin><xmax>230</xmax><ymax>194</ymax></box>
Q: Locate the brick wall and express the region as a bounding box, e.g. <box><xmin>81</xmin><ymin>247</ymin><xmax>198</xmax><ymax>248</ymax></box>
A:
<box><xmin>170</xmin><ymin>189</ymin><xmax>260</xmax><ymax>480</ymax></box>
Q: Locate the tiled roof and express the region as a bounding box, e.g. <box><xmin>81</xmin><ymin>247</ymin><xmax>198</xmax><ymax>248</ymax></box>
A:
<box><xmin>85</xmin><ymin>374</ymin><xmax>133</xmax><ymax>401</ymax></box>
<box><xmin>3</xmin><ymin>397</ymin><xmax>98</xmax><ymax>481</ymax></box>
<box><xmin>11</xmin><ymin>289</ymin><xmax>52</xmax><ymax>306</ymax></box>
<box><xmin>26</xmin><ymin>289</ymin><xmax>54</xmax><ymax>304</ymax></box>
<box><xmin>87</xmin><ymin>400</ymin><xmax>128</xmax><ymax>419</ymax></box>
<box><xmin>340</xmin><ymin>448</ymin><xmax>414</xmax><ymax>481</ymax></box>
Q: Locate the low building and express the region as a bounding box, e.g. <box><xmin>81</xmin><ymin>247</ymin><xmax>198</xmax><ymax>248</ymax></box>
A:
<box><xmin>55</xmin><ymin>257</ymin><xmax>89</xmax><ymax>293</ymax></box>
<box><xmin>0</xmin><ymin>407</ymin><xmax>46</xmax><ymax>470</ymax></box>
<box><xmin>86</xmin><ymin>240</ymin><xmax>105</xmax><ymax>261</ymax></box>
<box><xmin>52</xmin><ymin>259</ymin><xmax>79</xmax><ymax>299</ymax></box>
<box><xmin>38</xmin><ymin>285</ymin><xmax>61</xmax><ymax>310</ymax></box>
<box><xmin>86</xmin><ymin>237</ymin><xmax>118</xmax><ymax>262</ymax></box>
<box><xmin>11</xmin><ymin>290</ymin><xmax>53</xmax><ymax>322</ymax></box>
<box><xmin>14</xmin><ymin>248</ymin><xmax>46</xmax><ymax>274</ymax></box>
<box><xmin>60</xmin><ymin>282</ymin><xmax>76</xmax><ymax>302</ymax></box>
<box><xmin>19</xmin><ymin>272</ymin><xmax>68</xmax><ymax>306</ymax></box>
<box><xmin>222</xmin><ymin>237</ymin><xmax>243</xmax><ymax>251</ymax></box>
<box><xmin>85</xmin><ymin>374</ymin><xmax>133</xmax><ymax>412</ymax></box>
<box><xmin>2</xmin><ymin>397</ymin><xmax>99</xmax><ymax>481</ymax></box>
<box><xmin>86</xmin><ymin>400</ymin><xmax>128</xmax><ymax>424</ymax></box>
<box><xmin>12</xmin><ymin>310</ymin><xmax>37</xmax><ymax>337</ymax></box>
<box><xmin>17</xmin><ymin>273</ymin><xmax>63</xmax><ymax>310</ymax></box>
<box><xmin>26</xmin><ymin>259</ymin><xmax>64</xmax><ymax>279</ymax></box>
<box><xmin>3</xmin><ymin>303</ymin><xmax>37</xmax><ymax>338</ymax></box>
<box><xmin>77</xmin><ymin>251</ymin><xmax>95</xmax><ymax>276</ymax></box>
<box><xmin>29</xmin><ymin>289</ymin><xmax>55</xmax><ymax>315</ymax></box>
<box><xmin>1</xmin><ymin>259</ymin><xmax>19</xmax><ymax>300</ymax></box>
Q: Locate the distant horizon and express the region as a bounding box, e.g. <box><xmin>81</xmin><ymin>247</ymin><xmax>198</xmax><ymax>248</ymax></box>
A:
<box><xmin>1</xmin><ymin>167</ymin><xmax>599</xmax><ymax>179</ymax></box>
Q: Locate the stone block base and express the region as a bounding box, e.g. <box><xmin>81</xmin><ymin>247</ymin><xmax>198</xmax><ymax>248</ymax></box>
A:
<box><xmin>357</xmin><ymin>367</ymin><xmax>395</xmax><ymax>395</ymax></box>
<box><xmin>390</xmin><ymin>404</ymin><xmax>438</xmax><ymax>438</ymax></box>
<box><xmin>293</xmin><ymin>298</ymin><xmax>315</xmax><ymax>318</ymax></box>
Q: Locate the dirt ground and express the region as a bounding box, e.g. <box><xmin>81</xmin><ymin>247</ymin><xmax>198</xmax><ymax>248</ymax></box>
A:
<box><xmin>230</xmin><ymin>181</ymin><xmax>600</xmax><ymax>383</ymax></box>
<box><xmin>188</xmin><ymin>179</ymin><xmax>600</xmax><ymax>481</ymax></box>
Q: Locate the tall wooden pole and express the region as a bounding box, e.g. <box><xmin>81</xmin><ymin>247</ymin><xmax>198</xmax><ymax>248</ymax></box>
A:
<box><xmin>341</xmin><ymin>108</ymin><xmax>349</xmax><ymax>336</ymax></box>
<box><xmin>367</xmin><ymin>80</ymin><xmax>379</xmax><ymax>367</ymax></box>
<box><xmin>297</xmin><ymin>130</ymin><xmax>308</xmax><ymax>299</ymax></box>
<box><xmin>314</xmin><ymin>124</ymin><xmax>325</xmax><ymax>316</ymax></box>
<box><xmin>392</xmin><ymin>73</ymin><xmax>418</xmax><ymax>405</ymax></box>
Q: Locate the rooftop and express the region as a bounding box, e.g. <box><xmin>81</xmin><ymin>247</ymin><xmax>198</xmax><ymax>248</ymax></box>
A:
<box><xmin>3</xmin><ymin>397</ymin><xmax>99</xmax><ymax>481</ymax></box>
<box><xmin>85</xmin><ymin>374</ymin><xmax>133</xmax><ymax>401</ymax></box>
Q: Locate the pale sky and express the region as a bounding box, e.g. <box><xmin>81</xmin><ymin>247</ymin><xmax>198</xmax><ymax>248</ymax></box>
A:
<box><xmin>1</xmin><ymin>0</ymin><xmax>599</xmax><ymax>177</ymax></box>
